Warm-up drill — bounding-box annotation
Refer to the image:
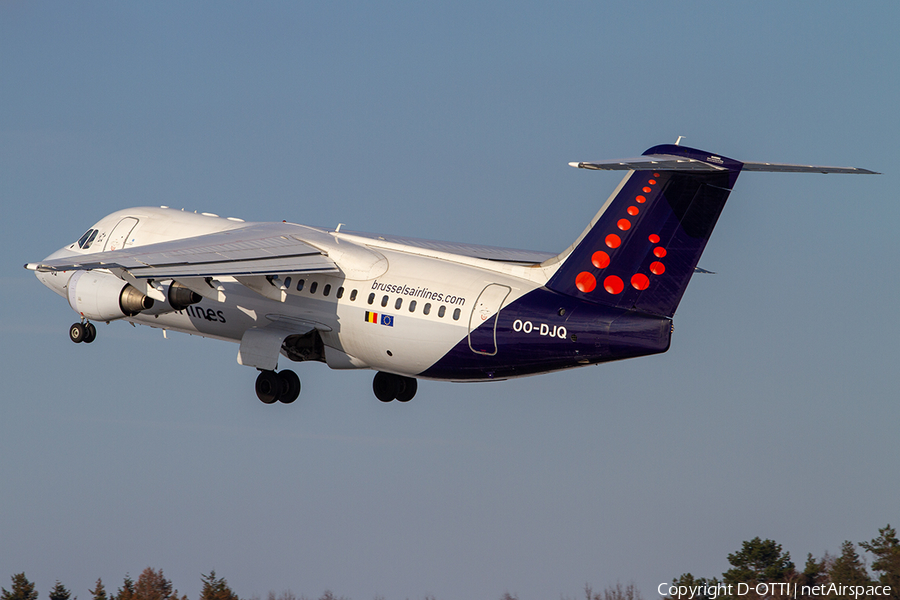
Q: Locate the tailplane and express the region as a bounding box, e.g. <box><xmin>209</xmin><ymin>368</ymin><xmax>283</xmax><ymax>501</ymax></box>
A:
<box><xmin>545</xmin><ymin>144</ymin><xmax>876</xmax><ymax>317</ymax></box>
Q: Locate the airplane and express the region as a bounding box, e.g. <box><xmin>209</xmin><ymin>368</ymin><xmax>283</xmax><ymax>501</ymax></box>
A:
<box><xmin>26</xmin><ymin>143</ymin><xmax>877</xmax><ymax>404</ymax></box>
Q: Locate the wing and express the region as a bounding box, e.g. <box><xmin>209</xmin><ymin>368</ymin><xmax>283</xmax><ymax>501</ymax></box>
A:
<box><xmin>29</xmin><ymin>223</ymin><xmax>339</xmax><ymax>278</ymax></box>
<box><xmin>337</xmin><ymin>229</ymin><xmax>557</xmax><ymax>264</ymax></box>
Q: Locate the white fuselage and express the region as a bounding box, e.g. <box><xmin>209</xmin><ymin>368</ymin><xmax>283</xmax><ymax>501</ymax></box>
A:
<box><xmin>36</xmin><ymin>206</ymin><xmax>556</xmax><ymax>380</ymax></box>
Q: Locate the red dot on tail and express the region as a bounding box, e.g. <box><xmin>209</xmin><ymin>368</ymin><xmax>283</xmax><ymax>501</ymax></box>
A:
<box><xmin>654</xmin><ymin>172</ymin><xmax>660</xmax><ymax>177</ymax></box>
<box><xmin>648</xmin><ymin>179</ymin><xmax>657</xmax><ymax>185</ymax></box>
<box><xmin>654</xmin><ymin>247</ymin><xmax>667</xmax><ymax>258</ymax></box>
<box><xmin>642</xmin><ymin>186</ymin><xmax>652</xmax><ymax>193</ymax></box>
<box><xmin>575</xmin><ymin>272</ymin><xmax>596</xmax><ymax>293</ymax></box>
<box><xmin>631</xmin><ymin>273</ymin><xmax>650</xmax><ymax>290</ymax></box>
<box><xmin>649</xmin><ymin>234</ymin><xmax>660</xmax><ymax>244</ymax></box>
<box><xmin>591</xmin><ymin>251</ymin><xmax>610</xmax><ymax>269</ymax></box>
<box><xmin>636</xmin><ymin>195</ymin><xmax>647</xmax><ymax>203</ymax></box>
<box><xmin>605</xmin><ymin>234</ymin><xmax>621</xmax><ymax>248</ymax></box>
<box><xmin>604</xmin><ymin>275</ymin><xmax>624</xmax><ymax>295</ymax></box>
<box><xmin>617</xmin><ymin>219</ymin><xmax>631</xmax><ymax>231</ymax></box>
<box><xmin>627</xmin><ymin>206</ymin><xmax>639</xmax><ymax>216</ymax></box>
<box><xmin>650</xmin><ymin>261</ymin><xmax>666</xmax><ymax>275</ymax></box>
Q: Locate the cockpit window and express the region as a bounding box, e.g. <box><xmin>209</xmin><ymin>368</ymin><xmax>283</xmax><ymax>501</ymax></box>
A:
<box><xmin>77</xmin><ymin>229</ymin><xmax>99</xmax><ymax>249</ymax></box>
<box><xmin>77</xmin><ymin>229</ymin><xmax>93</xmax><ymax>249</ymax></box>
<box><xmin>84</xmin><ymin>229</ymin><xmax>98</xmax><ymax>249</ymax></box>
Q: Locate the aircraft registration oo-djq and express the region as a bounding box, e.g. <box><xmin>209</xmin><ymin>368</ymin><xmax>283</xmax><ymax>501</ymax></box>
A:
<box><xmin>26</xmin><ymin>144</ymin><xmax>877</xmax><ymax>404</ymax></box>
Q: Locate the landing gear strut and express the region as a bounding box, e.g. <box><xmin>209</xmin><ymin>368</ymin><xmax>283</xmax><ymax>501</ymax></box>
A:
<box><xmin>373</xmin><ymin>371</ymin><xmax>418</xmax><ymax>402</ymax></box>
<box><xmin>69</xmin><ymin>322</ymin><xmax>96</xmax><ymax>344</ymax></box>
<box><xmin>255</xmin><ymin>369</ymin><xmax>301</xmax><ymax>404</ymax></box>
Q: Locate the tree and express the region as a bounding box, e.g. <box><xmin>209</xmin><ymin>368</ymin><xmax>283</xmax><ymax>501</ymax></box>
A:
<box><xmin>720</xmin><ymin>538</ymin><xmax>796</xmax><ymax>599</ymax></box>
<box><xmin>826</xmin><ymin>540</ymin><xmax>871</xmax><ymax>596</ymax></box>
<box><xmin>112</xmin><ymin>575</ymin><xmax>135</xmax><ymax>600</ymax></box>
<box><xmin>89</xmin><ymin>580</ymin><xmax>107</xmax><ymax>600</ymax></box>
<box><xmin>599</xmin><ymin>582</ymin><xmax>643</xmax><ymax>600</ymax></box>
<box><xmin>48</xmin><ymin>582</ymin><xmax>72</xmax><ymax>600</ymax></box>
<box><xmin>131</xmin><ymin>568</ymin><xmax>185</xmax><ymax>600</ymax></box>
<box><xmin>723</xmin><ymin>537</ymin><xmax>795</xmax><ymax>584</ymax></box>
<box><xmin>199</xmin><ymin>572</ymin><xmax>238</xmax><ymax>600</ymax></box>
<box><xmin>798</xmin><ymin>553</ymin><xmax>827</xmax><ymax>589</ymax></box>
<box><xmin>663</xmin><ymin>574</ymin><xmax>717</xmax><ymax>600</ymax></box>
<box><xmin>860</xmin><ymin>524</ymin><xmax>900</xmax><ymax>599</ymax></box>
<box><xmin>1</xmin><ymin>574</ymin><xmax>38</xmax><ymax>600</ymax></box>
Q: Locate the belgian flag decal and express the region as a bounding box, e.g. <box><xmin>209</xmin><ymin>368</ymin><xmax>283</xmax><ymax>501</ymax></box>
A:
<box><xmin>365</xmin><ymin>311</ymin><xmax>394</xmax><ymax>327</ymax></box>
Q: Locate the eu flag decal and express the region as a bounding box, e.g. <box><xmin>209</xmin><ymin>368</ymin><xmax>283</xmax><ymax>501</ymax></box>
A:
<box><xmin>365</xmin><ymin>312</ymin><xmax>394</xmax><ymax>326</ymax></box>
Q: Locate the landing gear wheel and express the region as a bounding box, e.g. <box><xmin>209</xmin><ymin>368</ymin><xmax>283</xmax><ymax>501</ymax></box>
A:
<box><xmin>69</xmin><ymin>323</ymin><xmax>85</xmax><ymax>343</ymax></box>
<box><xmin>278</xmin><ymin>370</ymin><xmax>301</xmax><ymax>404</ymax></box>
<box><xmin>373</xmin><ymin>372</ymin><xmax>418</xmax><ymax>402</ymax></box>
<box><xmin>83</xmin><ymin>322</ymin><xmax>97</xmax><ymax>344</ymax></box>
<box><xmin>395</xmin><ymin>377</ymin><xmax>417</xmax><ymax>402</ymax></box>
<box><xmin>373</xmin><ymin>371</ymin><xmax>399</xmax><ymax>402</ymax></box>
<box><xmin>255</xmin><ymin>370</ymin><xmax>281</xmax><ymax>404</ymax></box>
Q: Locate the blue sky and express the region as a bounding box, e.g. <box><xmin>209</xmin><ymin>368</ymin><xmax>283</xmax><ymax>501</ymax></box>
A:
<box><xmin>1</xmin><ymin>3</ymin><xmax>898</xmax><ymax>600</ymax></box>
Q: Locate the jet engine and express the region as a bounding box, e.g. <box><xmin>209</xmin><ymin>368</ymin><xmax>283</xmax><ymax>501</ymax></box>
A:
<box><xmin>67</xmin><ymin>270</ymin><xmax>154</xmax><ymax>321</ymax></box>
<box><xmin>167</xmin><ymin>281</ymin><xmax>202</xmax><ymax>311</ymax></box>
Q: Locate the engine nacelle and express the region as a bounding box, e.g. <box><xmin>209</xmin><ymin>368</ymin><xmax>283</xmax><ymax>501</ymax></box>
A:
<box><xmin>167</xmin><ymin>282</ymin><xmax>202</xmax><ymax>311</ymax></box>
<box><xmin>67</xmin><ymin>270</ymin><xmax>154</xmax><ymax>321</ymax></box>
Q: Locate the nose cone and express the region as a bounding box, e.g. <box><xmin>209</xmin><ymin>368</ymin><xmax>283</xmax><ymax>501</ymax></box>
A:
<box><xmin>26</xmin><ymin>246</ymin><xmax>79</xmax><ymax>299</ymax></box>
<box><xmin>35</xmin><ymin>269</ymin><xmax>73</xmax><ymax>299</ymax></box>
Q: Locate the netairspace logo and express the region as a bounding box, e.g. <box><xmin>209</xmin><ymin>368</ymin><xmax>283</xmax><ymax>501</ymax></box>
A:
<box><xmin>657</xmin><ymin>581</ymin><xmax>892</xmax><ymax>599</ymax></box>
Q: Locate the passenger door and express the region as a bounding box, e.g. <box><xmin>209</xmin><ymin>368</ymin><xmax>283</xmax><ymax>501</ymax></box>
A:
<box><xmin>467</xmin><ymin>284</ymin><xmax>511</xmax><ymax>355</ymax></box>
<box><xmin>104</xmin><ymin>217</ymin><xmax>139</xmax><ymax>251</ymax></box>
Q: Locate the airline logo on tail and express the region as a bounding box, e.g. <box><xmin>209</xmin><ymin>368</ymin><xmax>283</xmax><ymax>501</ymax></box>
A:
<box><xmin>571</xmin><ymin>173</ymin><xmax>670</xmax><ymax>297</ymax></box>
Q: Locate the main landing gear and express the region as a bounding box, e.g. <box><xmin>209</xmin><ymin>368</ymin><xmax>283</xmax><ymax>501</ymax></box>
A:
<box><xmin>254</xmin><ymin>370</ymin><xmax>418</xmax><ymax>404</ymax></box>
<box><xmin>373</xmin><ymin>371</ymin><xmax>418</xmax><ymax>403</ymax></box>
<box><xmin>255</xmin><ymin>369</ymin><xmax>301</xmax><ymax>404</ymax></box>
<box><xmin>69</xmin><ymin>321</ymin><xmax>97</xmax><ymax>344</ymax></box>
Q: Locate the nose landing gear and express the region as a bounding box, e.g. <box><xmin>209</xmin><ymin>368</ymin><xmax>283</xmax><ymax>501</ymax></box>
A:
<box><xmin>69</xmin><ymin>321</ymin><xmax>97</xmax><ymax>344</ymax></box>
<box><xmin>255</xmin><ymin>369</ymin><xmax>301</xmax><ymax>404</ymax></box>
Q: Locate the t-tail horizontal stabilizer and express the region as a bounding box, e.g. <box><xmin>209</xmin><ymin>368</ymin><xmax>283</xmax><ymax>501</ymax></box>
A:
<box><xmin>547</xmin><ymin>144</ymin><xmax>876</xmax><ymax>318</ymax></box>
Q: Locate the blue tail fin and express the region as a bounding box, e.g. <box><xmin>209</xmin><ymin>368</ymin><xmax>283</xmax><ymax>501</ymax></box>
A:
<box><xmin>545</xmin><ymin>144</ymin><xmax>743</xmax><ymax>318</ymax></box>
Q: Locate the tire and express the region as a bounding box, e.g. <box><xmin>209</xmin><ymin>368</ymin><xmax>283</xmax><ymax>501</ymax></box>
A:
<box><xmin>83</xmin><ymin>323</ymin><xmax>97</xmax><ymax>344</ymax></box>
<box><xmin>255</xmin><ymin>370</ymin><xmax>281</xmax><ymax>404</ymax></box>
<box><xmin>69</xmin><ymin>323</ymin><xmax>85</xmax><ymax>343</ymax></box>
<box><xmin>373</xmin><ymin>371</ymin><xmax>398</xmax><ymax>402</ymax></box>
<box><xmin>278</xmin><ymin>370</ymin><xmax>301</xmax><ymax>404</ymax></box>
<box><xmin>395</xmin><ymin>377</ymin><xmax>417</xmax><ymax>402</ymax></box>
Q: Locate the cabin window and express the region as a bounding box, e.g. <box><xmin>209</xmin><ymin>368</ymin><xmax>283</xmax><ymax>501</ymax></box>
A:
<box><xmin>409</xmin><ymin>300</ymin><xmax>417</xmax><ymax>312</ymax></box>
<box><xmin>350</xmin><ymin>289</ymin><xmax>358</xmax><ymax>301</ymax></box>
<box><xmin>323</xmin><ymin>284</ymin><xmax>331</xmax><ymax>297</ymax></box>
<box><xmin>309</xmin><ymin>281</ymin><xmax>318</xmax><ymax>294</ymax></box>
<box><xmin>296</xmin><ymin>279</ymin><xmax>305</xmax><ymax>291</ymax></box>
<box><xmin>394</xmin><ymin>298</ymin><xmax>402</xmax><ymax>310</ymax></box>
<box><xmin>423</xmin><ymin>303</ymin><xmax>431</xmax><ymax>315</ymax></box>
<box><xmin>284</xmin><ymin>277</ymin><xmax>292</xmax><ymax>289</ymax></box>
<box><xmin>381</xmin><ymin>295</ymin><xmax>389</xmax><ymax>307</ymax></box>
<box><xmin>438</xmin><ymin>305</ymin><xmax>446</xmax><ymax>318</ymax></box>
<box><xmin>367</xmin><ymin>293</ymin><xmax>375</xmax><ymax>305</ymax></box>
<box><xmin>453</xmin><ymin>308</ymin><xmax>461</xmax><ymax>321</ymax></box>
<box><xmin>336</xmin><ymin>287</ymin><xmax>344</xmax><ymax>299</ymax></box>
